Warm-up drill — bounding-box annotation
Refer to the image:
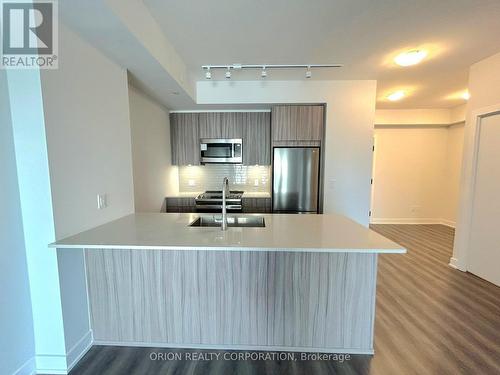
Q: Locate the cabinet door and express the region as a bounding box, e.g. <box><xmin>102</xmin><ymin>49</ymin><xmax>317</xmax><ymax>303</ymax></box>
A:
<box><xmin>221</xmin><ymin>112</ymin><xmax>245</xmax><ymax>139</ymax></box>
<box><xmin>296</xmin><ymin>105</ymin><xmax>324</xmax><ymax>141</ymax></box>
<box><xmin>170</xmin><ymin>113</ymin><xmax>200</xmax><ymax>165</ymax></box>
<box><xmin>244</xmin><ymin>112</ymin><xmax>271</xmax><ymax>165</ymax></box>
<box><xmin>199</xmin><ymin>112</ymin><xmax>222</xmax><ymax>139</ymax></box>
<box><xmin>242</xmin><ymin>197</ymin><xmax>272</xmax><ymax>213</ymax></box>
<box><xmin>272</xmin><ymin>106</ymin><xmax>298</xmax><ymax>141</ymax></box>
<box><xmin>272</xmin><ymin>105</ymin><xmax>324</xmax><ymax>141</ymax></box>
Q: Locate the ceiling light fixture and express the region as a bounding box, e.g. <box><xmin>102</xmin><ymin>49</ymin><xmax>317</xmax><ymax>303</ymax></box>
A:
<box><xmin>394</xmin><ymin>49</ymin><xmax>428</xmax><ymax>67</ymax></box>
<box><xmin>305</xmin><ymin>66</ymin><xmax>312</xmax><ymax>79</ymax></box>
<box><xmin>462</xmin><ymin>91</ymin><xmax>471</xmax><ymax>100</ymax></box>
<box><xmin>387</xmin><ymin>90</ymin><xmax>406</xmax><ymax>101</ymax></box>
<box><xmin>201</xmin><ymin>63</ymin><xmax>342</xmax><ymax>80</ymax></box>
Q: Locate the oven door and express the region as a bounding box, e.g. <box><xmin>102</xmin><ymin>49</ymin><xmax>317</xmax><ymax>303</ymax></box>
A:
<box><xmin>200</xmin><ymin>139</ymin><xmax>242</xmax><ymax>164</ymax></box>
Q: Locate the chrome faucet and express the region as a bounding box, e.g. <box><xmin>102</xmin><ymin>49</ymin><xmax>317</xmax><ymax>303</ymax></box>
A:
<box><xmin>221</xmin><ymin>177</ymin><xmax>229</xmax><ymax>231</ymax></box>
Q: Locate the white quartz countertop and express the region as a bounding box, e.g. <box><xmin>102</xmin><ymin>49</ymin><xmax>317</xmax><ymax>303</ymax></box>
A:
<box><xmin>50</xmin><ymin>213</ymin><xmax>405</xmax><ymax>254</ymax></box>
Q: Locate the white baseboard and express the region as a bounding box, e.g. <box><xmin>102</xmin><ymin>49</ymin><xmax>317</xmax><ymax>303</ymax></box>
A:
<box><xmin>370</xmin><ymin>217</ymin><xmax>455</xmax><ymax>227</ymax></box>
<box><xmin>439</xmin><ymin>219</ymin><xmax>456</xmax><ymax>228</ymax></box>
<box><xmin>11</xmin><ymin>357</ymin><xmax>36</xmax><ymax>375</ymax></box>
<box><xmin>66</xmin><ymin>330</ymin><xmax>93</xmax><ymax>372</ymax></box>
<box><xmin>35</xmin><ymin>330</ymin><xmax>93</xmax><ymax>375</ymax></box>
<box><xmin>449</xmin><ymin>257</ymin><xmax>466</xmax><ymax>272</ymax></box>
<box><xmin>35</xmin><ymin>355</ymin><xmax>67</xmax><ymax>375</ymax></box>
<box><xmin>93</xmin><ymin>340</ymin><xmax>373</xmax><ymax>355</ymax></box>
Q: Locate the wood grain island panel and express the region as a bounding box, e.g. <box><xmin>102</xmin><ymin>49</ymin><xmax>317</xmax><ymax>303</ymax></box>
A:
<box><xmin>86</xmin><ymin>249</ymin><xmax>377</xmax><ymax>353</ymax></box>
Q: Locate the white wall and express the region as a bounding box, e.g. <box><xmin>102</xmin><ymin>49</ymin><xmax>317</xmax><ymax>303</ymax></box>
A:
<box><xmin>40</xmin><ymin>24</ymin><xmax>135</xmax><ymax>360</ymax></box>
<box><xmin>7</xmin><ymin>68</ymin><xmax>67</xmax><ymax>374</ymax></box>
<box><xmin>452</xmin><ymin>51</ymin><xmax>500</xmax><ymax>270</ymax></box>
<box><xmin>371</xmin><ymin>106</ymin><xmax>466</xmax><ymax>226</ymax></box>
<box><xmin>128</xmin><ymin>84</ymin><xmax>178</xmax><ymax>212</ymax></box>
<box><xmin>5</xmin><ymin>24</ymin><xmax>136</xmax><ymax>374</ymax></box>
<box><xmin>372</xmin><ymin>126</ymin><xmax>449</xmax><ymax>223</ymax></box>
<box><xmin>442</xmin><ymin>123</ymin><xmax>465</xmax><ymax>224</ymax></box>
<box><xmin>42</xmin><ymin>27</ymin><xmax>135</xmax><ymax>239</ymax></box>
<box><xmin>197</xmin><ymin>80</ymin><xmax>377</xmax><ymax>226</ymax></box>
<box><xmin>371</xmin><ymin>124</ymin><xmax>464</xmax><ymax>225</ymax></box>
<box><xmin>375</xmin><ymin>109</ymin><xmax>453</xmax><ymax>125</ymax></box>
<box><xmin>0</xmin><ymin>72</ymin><xmax>36</xmax><ymax>375</ymax></box>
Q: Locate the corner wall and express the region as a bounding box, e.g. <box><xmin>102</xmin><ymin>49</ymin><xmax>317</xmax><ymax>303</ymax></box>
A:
<box><xmin>0</xmin><ymin>71</ymin><xmax>36</xmax><ymax>375</ymax></box>
<box><xmin>452</xmin><ymin>51</ymin><xmax>500</xmax><ymax>270</ymax></box>
<box><xmin>5</xmin><ymin>23</ymin><xmax>137</xmax><ymax>374</ymax></box>
<box><xmin>40</xmin><ymin>23</ymin><xmax>135</xmax><ymax>366</ymax></box>
<box><xmin>128</xmin><ymin>84</ymin><xmax>178</xmax><ymax>212</ymax></box>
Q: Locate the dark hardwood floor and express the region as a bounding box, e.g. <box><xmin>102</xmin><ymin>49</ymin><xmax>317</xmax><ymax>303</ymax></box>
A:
<box><xmin>68</xmin><ymin>225</ymin><xmax>500</xmax><ymax>375</ymax></box>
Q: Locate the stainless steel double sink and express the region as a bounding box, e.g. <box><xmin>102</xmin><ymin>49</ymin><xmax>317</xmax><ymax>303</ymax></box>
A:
<box><xmin>189</xmin><ymin>216</ymin><xmax>265</xmax><ymax>228</ymax></box>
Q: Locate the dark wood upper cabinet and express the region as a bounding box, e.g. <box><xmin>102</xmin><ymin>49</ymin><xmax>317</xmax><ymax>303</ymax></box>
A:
<box><xmin>170</xmin><ymin>113</ymin><xmax>200</xmax><ymax>166</ymax></box>
<box><xmin>199</xmin><ymin>112</ymin><xmax>222</xmax><ymax>139</ymax></box>
<box><xmin>170</xmin><ymin>111</ymin><xmax>271</xmax><ymax>166</ymax></box>
<box><xmin>221</xmin><ymin>112</ymin><xmax>244</xmax><ymax>139</ymax></box>
<box><xmin>272</xmin><ymin>105</ymin><xmax>324</xmax><ymax>142</ymax></box>
<box><xmin>243</xmin><ymin>112</ymin><xmax>271</xmax><ymax>166</ymax></box>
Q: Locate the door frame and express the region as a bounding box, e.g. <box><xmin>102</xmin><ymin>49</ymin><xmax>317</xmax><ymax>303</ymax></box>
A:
<box><xmin>369</xmin><ymin>135</ymin><xmax>378</xmax><ymax>224</ymax></box>
<box><xmin>451</xmin><ymin>103</ymin><xmax>500</xmax><ymax>271</ymax></box>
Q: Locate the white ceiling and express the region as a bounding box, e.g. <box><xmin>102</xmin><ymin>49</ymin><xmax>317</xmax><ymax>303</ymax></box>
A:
<box><xmin>143</xmin><ymin>0</ymin><xmax>500</xmax><ymax>109</ymax></box>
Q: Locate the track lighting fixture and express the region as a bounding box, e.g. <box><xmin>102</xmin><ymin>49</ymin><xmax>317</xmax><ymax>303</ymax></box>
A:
<box><xmin>305</xmin><ymin>66</ymin><xmax>312</xmax><ymax>79</ymax></box>
<box><xmin>201</xmin><ymin>63</ymin><xmax>342</xmax><ymax>80</ymax></box>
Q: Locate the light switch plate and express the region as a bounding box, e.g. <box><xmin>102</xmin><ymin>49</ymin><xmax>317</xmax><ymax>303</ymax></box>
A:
<box><xmin>97</xmin><ymin>194</ymin><xmax>107</xmax><ymax>209</ymax></box>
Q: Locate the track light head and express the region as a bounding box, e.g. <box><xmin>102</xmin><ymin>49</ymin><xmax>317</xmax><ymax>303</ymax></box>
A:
<box><xmin>305</xmin><ymin>66</ymin><xmax>312</xmax><ymax>79</ymax></box>
<box><xmin>205</xmin><ymin>67</ymin><xmax>211</xmax><ymax>80</ymax></box>
<box><xmin>225</xmin><ymin>67</ymin><xmax>231</xmax><ymax>79</ymax></box>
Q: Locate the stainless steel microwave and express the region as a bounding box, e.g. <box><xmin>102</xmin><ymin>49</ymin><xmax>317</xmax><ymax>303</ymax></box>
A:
<box><xmin>200</xmin><ymin>138</ymin><xmax>243</xmax><ymax>164</ymax></box>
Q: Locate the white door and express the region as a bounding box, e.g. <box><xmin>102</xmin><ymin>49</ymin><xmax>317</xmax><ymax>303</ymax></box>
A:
<box><xmin>468</xmin><ymin>113</ymin><xmax>500</xmax><ymax>286</ymax></box>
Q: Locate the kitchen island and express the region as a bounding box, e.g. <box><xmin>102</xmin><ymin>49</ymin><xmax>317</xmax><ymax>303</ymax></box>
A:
<box><xmin>51</xmin><ymin>213</ymin><xmax>405</xmax><ymax>354</ymax></box>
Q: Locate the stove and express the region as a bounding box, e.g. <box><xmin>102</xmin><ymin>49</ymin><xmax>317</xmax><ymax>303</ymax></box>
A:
<box><xmin>195</xmin><ymin>190</ymin><xmax>244</xmax><ymax>212</ymax></box>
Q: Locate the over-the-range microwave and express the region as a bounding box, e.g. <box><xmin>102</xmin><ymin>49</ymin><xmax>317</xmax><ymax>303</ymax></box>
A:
<box><xmin>200</xmin><ymin>138</ymin><xmax>242</xmax><ymax>164</ymax></box>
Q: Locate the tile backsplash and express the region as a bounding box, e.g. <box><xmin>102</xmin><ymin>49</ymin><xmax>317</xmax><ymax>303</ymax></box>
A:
<box><xmin>178</xmin><ymin>165</ymin><xmax>271</xmax><ymax>193</ymax></box>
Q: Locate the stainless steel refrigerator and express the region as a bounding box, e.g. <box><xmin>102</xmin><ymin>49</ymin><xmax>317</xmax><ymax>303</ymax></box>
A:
<box><xmin>273</xmin><ymin>147</ymin><xmax>320</xmax><ymax>213</ymax></box>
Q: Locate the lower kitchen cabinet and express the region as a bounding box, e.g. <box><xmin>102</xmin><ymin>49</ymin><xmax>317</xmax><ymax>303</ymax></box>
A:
<box><xmin>242</xmin><ymin>197</ymin><xmax>272</xmax><ymax>213</ymax></box>
<box><xmin>165</xmin><ymin>197</ymin><xmax>196</xmax><ymax>213</ymax></box>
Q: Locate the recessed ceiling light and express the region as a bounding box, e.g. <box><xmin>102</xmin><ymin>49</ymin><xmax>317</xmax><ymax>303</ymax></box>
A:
<box><xmin>387</xmin><ymin>90</ymin><xmax>406</xmax><ymax>101</ymax></box>
<box><xmin>462</xmin><ymin>91</ymin><xmax>471</xmax><ymax>100</ymax></box>
<box><xmin>394</xmin><ymin>49</ymin><xmax>427</xmax><ymax>66</ymax></box>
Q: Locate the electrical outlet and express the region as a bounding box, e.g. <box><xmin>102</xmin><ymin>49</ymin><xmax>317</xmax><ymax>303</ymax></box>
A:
<box><xmin>97</xmin><ymin>194</ymin><xmax>107</xmax><ymax>210</ymax></box>
<box><xmin>328</xmin><ymin>179</ymin><xmax>336</xmax><ymax>190</ymax></box>
<box><xmin>188</xmin><ymin>179</ymin><xmax>196</xmax><ymax>187</ymax></box>
<box><xmin>410</xmin><ymin>205</ymin><xmax>420</xmax><ymax>214</ymax></box>
<box><xmin>254</xmin><ymin>179</ymin><xmax>259</xmax><ymax>186</ymax></box>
